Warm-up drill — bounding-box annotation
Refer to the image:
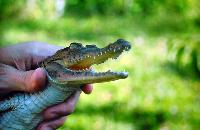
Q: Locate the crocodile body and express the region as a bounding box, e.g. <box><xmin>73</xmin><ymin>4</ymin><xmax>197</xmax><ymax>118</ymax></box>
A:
<box><xmin>0</xmin><ymin>39</ymin><xmax>131</xmax><ymax>130</ymax></box>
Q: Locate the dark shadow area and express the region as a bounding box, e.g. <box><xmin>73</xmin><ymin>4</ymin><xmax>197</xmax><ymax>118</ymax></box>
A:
<box><xmin>75</xmin><ymin>102</ymin><xmax>169</xmax><ymax>130</ymax></box>
<box><xmin>162</xmin><ymin>62</ymin><xmax>200</xmax><ymax>81</ymax></box>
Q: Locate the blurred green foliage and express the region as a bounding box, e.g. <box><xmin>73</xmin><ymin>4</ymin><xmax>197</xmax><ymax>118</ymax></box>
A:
<box><xmin>0</xmin><ymin>0</ymin><xmax>199</xmax><ymax>130</ymax></box>
<box><xmin>0</xmin><ymin>0</ymin><xmax>25</xmax><ymax>20</ymax></box>
<box><xmin>167</xmin><ymin>36</ymin><xmax>200</xmax><ymax>76</ymax></box>
<box><xmin>65</xmin><ymin>0</ymin><xmax>192</xmax><ymax>16</ymax></box>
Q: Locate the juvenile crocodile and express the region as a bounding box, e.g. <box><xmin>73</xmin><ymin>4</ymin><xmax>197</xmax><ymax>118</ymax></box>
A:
<box><xmin>0</xmin><ymin>39</ymin><xmax>131</xmax><ymax>130</ymax></box>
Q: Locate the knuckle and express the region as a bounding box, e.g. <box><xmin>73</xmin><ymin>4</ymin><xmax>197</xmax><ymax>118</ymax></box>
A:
<box><xmin>67</xmin><ymin>107</ymin><xmax>75</xmax><ymax>114</ymax></box>
<box><xmin>37</xmin><ymin>123</ymin><xmax>49</xmax><ymax>130</ymax></box>
<box><xmin>65</xmin><ymin>102</ymin><xmax>75</xmax><ymax>114</ymax></box>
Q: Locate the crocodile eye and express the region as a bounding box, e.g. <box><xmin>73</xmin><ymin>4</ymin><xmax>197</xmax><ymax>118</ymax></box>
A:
<box><xmin>86</xmin><ymin>44</ymin><xmax>96</xmax><ymax>48</ymax></box>
<box><xmin>70</xmin><ymin>43</ymin><xmax>83</xmax><ymax>49</ymax></box>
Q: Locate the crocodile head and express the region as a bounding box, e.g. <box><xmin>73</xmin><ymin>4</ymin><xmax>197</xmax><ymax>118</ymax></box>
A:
<box><xmin>43</xmin><ymin>39</ymin><xmax>131</xmax><ymax>84</ymax></box>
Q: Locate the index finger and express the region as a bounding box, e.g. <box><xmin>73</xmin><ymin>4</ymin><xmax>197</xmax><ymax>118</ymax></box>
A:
<box><xmin>0</xmin><ymin>42</ymin><xmax>62</xmax><ymax>70</ymax></box>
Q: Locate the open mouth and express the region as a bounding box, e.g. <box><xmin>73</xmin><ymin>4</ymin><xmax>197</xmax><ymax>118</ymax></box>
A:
<box><xmin>46</xmin><ymin>39</ymin><xmax>131</xmax><ymax>84</ymax></box>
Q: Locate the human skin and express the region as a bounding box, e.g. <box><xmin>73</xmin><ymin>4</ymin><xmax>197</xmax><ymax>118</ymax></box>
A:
<box><xmin>0</xmin><ymin>41</ymin><xmax>93</xmax><ymax>130</ymax></box>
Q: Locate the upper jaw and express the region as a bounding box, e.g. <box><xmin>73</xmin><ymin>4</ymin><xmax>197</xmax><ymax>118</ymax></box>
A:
<box><xmin>68</xmin><ymin>39</ymin><xmax>131</xmax><ymax>69</ymax></box>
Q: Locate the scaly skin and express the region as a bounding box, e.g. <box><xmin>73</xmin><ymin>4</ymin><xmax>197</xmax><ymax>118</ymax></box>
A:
<box><xmin>0</xmin><ymin>39</ymin><xmax>131</xmax><ymax>130</ymax></box>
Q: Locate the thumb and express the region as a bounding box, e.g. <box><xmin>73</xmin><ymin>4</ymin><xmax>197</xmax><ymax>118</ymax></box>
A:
<box><xmin>17</xmin><ymin>68</ymin><xmax>47</xmax><ymax>92</ymax></box>
<box><xmin>0</xmin><ymin>64</ymin><xmax>46</xmax><ymax>93</ymax></box>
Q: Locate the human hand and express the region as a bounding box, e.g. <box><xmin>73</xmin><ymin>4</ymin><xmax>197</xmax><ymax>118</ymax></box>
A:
<box><xmin>0</xmin><ymin>41</ymin><xmax>93</xmax><ymax>129</ymax></box>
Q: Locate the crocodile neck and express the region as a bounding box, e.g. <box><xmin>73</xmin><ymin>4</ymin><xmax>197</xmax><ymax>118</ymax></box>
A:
<box><xmin>30</xmin><ymin>82</ymin><xmax>80</xmax><ymax>111</ymax></box>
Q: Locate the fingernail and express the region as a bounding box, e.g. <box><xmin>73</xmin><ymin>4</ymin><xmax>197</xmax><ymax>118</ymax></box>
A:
<box><xmin>82</xmin><ymin>84</ymin><xmax>93</xmax><ymax>94</ymax></box>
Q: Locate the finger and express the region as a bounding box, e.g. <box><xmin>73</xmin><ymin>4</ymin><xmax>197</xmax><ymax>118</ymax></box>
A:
<box><xmin>25</xmin><ymin>68</ymin><xmax>47</xmax><ymax>92</ymax></box>
<box><xmin>43</xmin><ymin>91</ymin><xmax>81</xmax><ymax>120</ymax></box>
<box><xmin>0</xmin><ymin>42</ymin><xmax>62</xmax><ymax>69</ymax></box>
<box><xmin>81</xmin><ymin>84</ymin><xmax>93</xmax><ymax>94</ymax></box>
<box><xmin>0</xmin><ymin>63</ymin><xmax>46</xmax><ymax>93</ymax></box>
<box><xmin>37</xmin><ymin>116</ymin><xmax>67</xmax><ymax>130</ymax></box>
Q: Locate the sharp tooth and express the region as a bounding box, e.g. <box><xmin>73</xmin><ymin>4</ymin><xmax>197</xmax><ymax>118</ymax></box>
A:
<box><xmin>114</xmin><ymin>49</ymin><xmax>116</xmax><ymax>52</ymax></box>
<box><xmin>100</xmin><ymin>52</ymin><xmax>102</xmax><ymax>55</ymax></box>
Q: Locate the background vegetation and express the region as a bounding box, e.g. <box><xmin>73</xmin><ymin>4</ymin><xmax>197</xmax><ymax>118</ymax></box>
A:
<box><xmin>0</xmin><ymin>0</ymin><xmax>199</xmax><ymax>130</ymax></box>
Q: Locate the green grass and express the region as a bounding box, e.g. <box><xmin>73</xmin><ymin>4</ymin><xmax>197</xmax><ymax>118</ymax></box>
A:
<box><xmin>0</xmin><ymin>16</ymin><xmax>199</xmax><ymax>130</ymax></box>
